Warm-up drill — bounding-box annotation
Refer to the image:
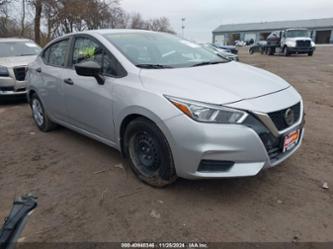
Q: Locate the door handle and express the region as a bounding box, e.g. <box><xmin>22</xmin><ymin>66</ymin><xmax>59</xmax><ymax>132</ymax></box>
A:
<box><xmin>36</xmin><ymin>68</ymin><xmax>42</xmax><ymax>73</ymax></box>
<box><xmin>64</xmin><ymin>78</ymin><xmax>74</xmax><ymax>85</ymax></box>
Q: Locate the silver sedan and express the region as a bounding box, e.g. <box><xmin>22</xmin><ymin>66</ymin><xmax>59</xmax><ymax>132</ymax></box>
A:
<box><xmin>27</xmin><ymin>30</ymin><xmax>304</xmax><ymax>187</ymax></box>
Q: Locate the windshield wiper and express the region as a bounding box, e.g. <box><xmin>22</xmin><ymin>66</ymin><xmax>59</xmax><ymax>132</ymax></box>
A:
<box><xmin>136</xmin><ymin>64</ymin><xmax>174</xmax><ymax>69</ymax></box>
<box><xmin>191</xmin><ymin>61</ymin><xmax>227</xmax><ymax>67</ymax></box>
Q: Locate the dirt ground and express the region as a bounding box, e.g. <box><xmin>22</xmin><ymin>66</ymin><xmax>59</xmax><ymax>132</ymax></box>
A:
<box><xmin>1</xmin><ymin>46</ymin><xmax>333</xmax><ymax>243</ymax></box>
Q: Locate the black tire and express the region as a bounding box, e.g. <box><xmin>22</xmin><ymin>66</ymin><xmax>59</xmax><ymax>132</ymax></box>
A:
<box><xmin>124</xmin><ymin>117</ymin><xmax>177</xmax><ymax>187</ymax></box>
<box><xmin>249</xmin><ymin>48</ymin><xmax>254</xmax><ymax>55</ymax></box>
<box><xmin>283</xmin><ymin>46</ymin><xmax>290</xmax><ymax>57</ymax></box>
<box><xmin>308</xmin><ymin>51</ymin><xmax>314</xmax><ymax>56</ymax></box>
<box><xmin>30</xmin><ymin>93</ymin><xmax>57</xmax><ymax>132</ymax></box>
<box><xmin>268</xmin><ymin>47</ymin><xmax>275</xmax><ymax>56</ymax></box>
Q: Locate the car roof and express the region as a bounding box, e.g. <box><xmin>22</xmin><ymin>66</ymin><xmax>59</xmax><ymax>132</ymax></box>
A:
<box><xmin>84</xmin><ymin>29</ymin><xmax>158</xmax><ymax>35</ymax></box>
<box><xmin>0</xmin><ymin>37</ymin><xmax>34</xmax><ymax>43</ymax></box>
<box><xmin>43</xmin><ymin>29</ymin><xmax>168</xmax><ymax>50</ymax></box>
<box><xmin>57</xmin><ymin>29</ymin><xmax>160</xmax><ymax>39</ymax></box>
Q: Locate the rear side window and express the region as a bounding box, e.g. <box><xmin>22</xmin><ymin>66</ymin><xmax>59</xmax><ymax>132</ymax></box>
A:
<box><xmin>43</xmin><ymin>39</ymin><xmax>69</xmax><ymax>67</ymax></box>
<box><xmin>72</xmin><ymin>37</ymin><xmax>126</xmax><ymax>77</ymax></box>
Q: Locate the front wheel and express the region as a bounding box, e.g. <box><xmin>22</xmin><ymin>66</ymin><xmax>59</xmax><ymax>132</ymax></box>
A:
<box><xmin>308</xmin><ymin>51</ymin><xmax>314</xmax><ymax>56</ymax></box>
<box><xmin>283</xmin><ymin>47</ymin><xmax>290</xmax><ymax>56</ymax></box>
<box><xmin>30</xmin><ymin>93</ymin><xmax>57</xmax><ymax>132</ymax></box>
<box><xmin>124</xmin><ymin>118</ymin><xmax>177</xmax><ymax>187</ymax></box>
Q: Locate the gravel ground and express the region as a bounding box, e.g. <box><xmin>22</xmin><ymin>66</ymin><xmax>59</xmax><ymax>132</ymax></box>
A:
<box><xmin>0</xmin><ymin>46</ymin><xmax>333</xmax><ymax>243</ymax></box>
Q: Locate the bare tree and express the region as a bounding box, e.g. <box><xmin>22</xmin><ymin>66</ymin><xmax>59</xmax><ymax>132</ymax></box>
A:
<box><xmin>0</xmin><ymin>0</ymin><xmax>12</xmax><ymax>36</ymax></box>
<box><xmin>21</xmin><ymin>0</ymin><xmax>26</xmax><ymax>36</ymax></box>
<box><xmin>106</xmin><ymin>5</ymin><xmax>129</xmax><ymax>28</ymax></box>
<box><xmin>27</xmin><ymin>0</ymin><xmax>43</xmax><ymax>44</ymax></box>
<box><xmin>129</xmin><ymin>12</ymin><xmax>146</xmax><ymax>29</ymax></box>
<box><xmin>145</xmin><ymin>17</ymin><xmax>175</xmax><ymax>34</ymax></box>
<box><xmin>1</xmin><ymin>0</ymin><xmax>175</xmax><ymax>43</ymax></box>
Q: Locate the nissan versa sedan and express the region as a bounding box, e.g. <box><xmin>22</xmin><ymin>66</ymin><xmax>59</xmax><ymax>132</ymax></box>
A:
<box><xmin>27</xmin><ymin>30</ymin><xmax>305</xmax><ymax>187</ymax></box>
<box><xmin>0</xmin><ymin>38</ymin><xmax>41</xmax><ymax>97</ymax></box>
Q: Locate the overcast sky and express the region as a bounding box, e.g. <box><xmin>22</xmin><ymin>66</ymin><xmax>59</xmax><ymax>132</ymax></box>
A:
<box><xmin>121</xmin><ymin>0</ymin><xmax>333</xmax><ymax>42</ymax></box>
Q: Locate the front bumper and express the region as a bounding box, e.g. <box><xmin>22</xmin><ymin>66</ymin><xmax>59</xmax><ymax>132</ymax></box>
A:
<box><xmin>288</xmin><ymin>47</ymin><xmax>315</xmax><ymax>54</ymax></box>
<box><xmin>163</xmin><ymin>89</ymin><xmax>304</xmax><ymax>179</ymax></box>
<box><xmin>165</xmin><ymin>115</ymin><xmax>304</xmax><ymax>179</ymax></box>
<box><xmin>0</xmin><ymin>77</ymin><xmax>28</xmax><ymax>96</ymax></box>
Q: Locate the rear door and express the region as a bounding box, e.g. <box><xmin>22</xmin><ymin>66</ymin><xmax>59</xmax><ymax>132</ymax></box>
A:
<box><xmin>62</xmin><ymin>35</ymin><xmax>125</xmax><ymax>141</ymax></box>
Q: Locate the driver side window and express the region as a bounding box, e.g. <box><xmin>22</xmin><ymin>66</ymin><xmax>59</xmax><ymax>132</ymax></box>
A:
<box><xmin>72</xmin><ymin>38</ymin><xmax>102</xmax><ymax>66</ymax></box>
<box><xmin>72</xmin><ymin>37</ymin><xmax>125</xmax><ymax>77</ymax></box>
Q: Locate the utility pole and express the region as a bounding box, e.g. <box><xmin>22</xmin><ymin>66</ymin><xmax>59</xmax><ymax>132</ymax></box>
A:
<box><xmin>181</xmin><ymin>17</ymin><xmax>186</xmax><ymax>38</ymax></box>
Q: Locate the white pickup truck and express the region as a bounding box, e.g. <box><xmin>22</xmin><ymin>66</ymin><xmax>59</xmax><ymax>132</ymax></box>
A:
<box><xmin>266</xmin><ymin>29</ymin><xmax>316</xmax><ymax>56</ymax></box>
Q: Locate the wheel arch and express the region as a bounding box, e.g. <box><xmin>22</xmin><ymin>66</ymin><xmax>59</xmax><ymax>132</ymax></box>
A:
<box><xmin>27</xmin><ymin>89</ymin><xmax>37</xmax><ymax>105</ymax></box>
<box><xmin>117</xmin><ymin>107</ymin><xmax>176</xmax><ymax>158</ymax></box>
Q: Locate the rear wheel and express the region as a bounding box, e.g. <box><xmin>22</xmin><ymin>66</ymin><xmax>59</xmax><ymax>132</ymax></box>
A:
<box><xmin>124</xmin><ymin>118</ymin><xmax>177</xmax><ymax>187</ymax></box>
<box><xmin>30</xmin><ymin>93</ymin><xmax>57</xmax><ymax>132</ymax></box>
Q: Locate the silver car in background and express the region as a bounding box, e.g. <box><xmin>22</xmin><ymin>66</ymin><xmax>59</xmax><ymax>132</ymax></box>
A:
<box><xmin>0</xmin><ymin>38</ymin><xmax>41</xmax><ymax>97</ymax></box>
<box><xmin>27</xmin><ymin>30</ymin><xmax>304</xmax><ymax>187</ymax></box>
<box><xmin>202</xmin><ymin>43</ymin><xmax>239</xmax><ymax>61</ymax></box>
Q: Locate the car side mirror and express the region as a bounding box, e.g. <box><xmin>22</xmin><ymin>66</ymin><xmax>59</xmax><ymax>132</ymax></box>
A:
<box><xmin>75</xmin><ymin>61</ymin><xmax>105</xmax><ymax>85</ymax></box>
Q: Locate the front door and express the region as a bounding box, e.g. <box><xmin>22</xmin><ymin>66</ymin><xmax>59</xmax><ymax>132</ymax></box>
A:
<box><xmin>63</xmin><ymin>36</ymin><xmax>119</xmax><ymax>141</ymax></box>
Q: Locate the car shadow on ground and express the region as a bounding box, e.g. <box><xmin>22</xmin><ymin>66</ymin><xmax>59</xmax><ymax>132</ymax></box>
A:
<box><xmin>47</xmin><ymin>122</ymin><xmax>277</xmax><ymax>199</ymax></box>
<box><xmin>0</xmin><ymin>96</ymin><xmax>28</xmax><ymax>105</ymax></box>
<box><xmin>70</xmin><ymin>119</ymin><xmax>288</xmax><ymax>191</ymax></box>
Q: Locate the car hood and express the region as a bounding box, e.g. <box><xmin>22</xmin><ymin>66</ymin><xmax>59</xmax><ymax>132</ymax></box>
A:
<box><xmin>140</xmin><ymin>62</ymin><xmax>290</xmax><ymax>104</ymax></box>
<box><xmin>0</xmin><ymin>56</ymin><xmax>37</xmax><ymax>68</ymax></box>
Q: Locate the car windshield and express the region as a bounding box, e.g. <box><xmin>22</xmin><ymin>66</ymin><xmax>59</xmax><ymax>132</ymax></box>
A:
<box><xmin>286</xmin><ymin>30</ymin><xmax>310</xmax><ymax>38</ymax></box>
<box><xmin>0</xmin><ymin>41</ymin><xmax>41</xmax><ymax>58</ymax></box>
<box><xmin>103</xmin><ymin>32</ymin><xmax>229</xmax><ymax>68</ymax></box>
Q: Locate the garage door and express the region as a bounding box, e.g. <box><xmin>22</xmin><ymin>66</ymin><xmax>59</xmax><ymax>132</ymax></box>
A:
<box><xmin>315</xmin><ymin>30</ymin><xmax>332</xmax><ymax>44</ymax></box>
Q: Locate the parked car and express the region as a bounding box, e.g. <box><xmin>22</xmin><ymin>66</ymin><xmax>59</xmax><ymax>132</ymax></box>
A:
<box><xmin>266</xmin><ymin>29</ymin><xmax>316</xmax><ymax>56</ymax></box>
<box><xmin>202</xmin><ymin>43</ymin><xmax>239</xmax><ymax>61</ymax></box>
<box><xmin>212</xmin><ymin>43</ymin><xmax>238</xmax><ymax>55</ymax></box>
<box><xmin>0</xmin><ymin>38</ymin><xmax>41</xmax><ymax>97</ymax></box>
<box><xmin>27</xmin><ymin>30</ymin><xmax>305</xmax><ymax>187</ymax></box>
<box><xmin>234</xmin><ymin>40</ymin><xmax>246</xmax><ymax>47</ymax></box>
<box><xmin>249</xmin><ymin>41</ymin><xmax>267</xmax><ymax>55</ymax></box>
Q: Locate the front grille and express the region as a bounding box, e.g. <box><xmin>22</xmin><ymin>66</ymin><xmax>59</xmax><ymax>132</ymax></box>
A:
<box><xmin>244</xmin><ymin>115</ymin><xmax>282</xmax><ymax>159</ymax></box>
<box><xmin>268</xmin><ymin>103</ymin><xmax>301</xmax><ymax>131</ymax></box>
<box><xmin>198</xmin><ymin>160</ymin><xmax>235</xmax><ymax>172</ymax></box>
<box><xmin>16</xmin><ymin>88</ymin><xmax>26</xmax><ymax>92</ymax></box>
<box><xmin>13</xmin><ymin>67</ymin><xmax>27</xmax><ymax>81</ymax></box>
<box><xmin>296</xmin><ymin>40</ymin><xmax>311</xmax><ymax>48</ymax></box>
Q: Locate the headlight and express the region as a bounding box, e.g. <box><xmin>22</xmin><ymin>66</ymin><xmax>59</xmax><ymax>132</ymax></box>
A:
<box><xmin>0</xmin><ymin>66</ymin><xmax>9</xmax><ymax>77</ymax></box>
<box><xmin>286</xmin><ymin>41</ymin><xmax>296</xmax><ymax>47</ymax></box>
<box><xmin>166</xmin><ymin>96</ymin><xmax>248</xmax><ymax>124</ymax></box>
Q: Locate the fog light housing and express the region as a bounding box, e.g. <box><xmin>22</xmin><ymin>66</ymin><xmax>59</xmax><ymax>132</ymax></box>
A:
<box><xmin>0</xmin><ymin>66</ymin><xmax>9</xmax><ymax>77</ymax></box>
